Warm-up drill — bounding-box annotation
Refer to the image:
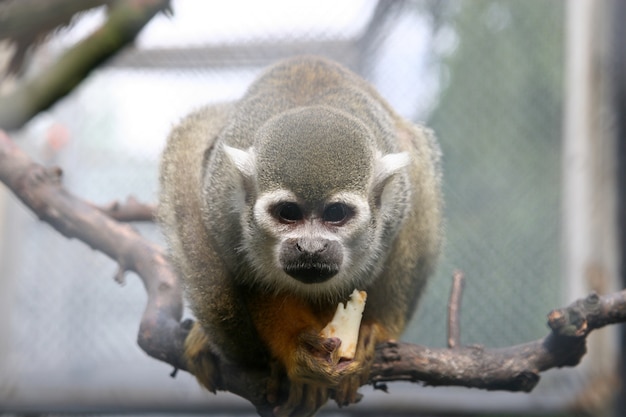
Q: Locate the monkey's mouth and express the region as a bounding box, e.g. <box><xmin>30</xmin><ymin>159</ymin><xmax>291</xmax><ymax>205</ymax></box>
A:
<box><xmin>283</xmin><ymin>263</ymin><xmax>339</xmax><ymax>284</ymax></box>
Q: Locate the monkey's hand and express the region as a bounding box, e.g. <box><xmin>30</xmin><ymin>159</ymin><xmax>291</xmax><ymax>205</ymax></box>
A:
<box><xmin>332</xmin><ymin>321</ymin><xmax>385</xmax><ymax>407</ymax></box>
<box><xmin>184</xmin><ymin>322</ymin><xmax>220</xmax><ymax>393</ymax></box>
<box><xmin>254</xmin><ymin>293</ymin><xmax>365</xmax><ymax>415</ymax></box>
<box><xmin>293</xmin><ymin>330</ymin><xmax>360</xmax><ymax>383</ymax></box>
<box><xmin>272</xmin><ymin>330</ymin><xmax>359</xmax><ymax>417</ymax></box>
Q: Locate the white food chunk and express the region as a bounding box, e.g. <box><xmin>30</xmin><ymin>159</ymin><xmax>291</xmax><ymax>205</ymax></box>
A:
<box><xmin>320</xmin><ymin>289</ymin><xmax>367</xmax><ymax>360</ymax></box>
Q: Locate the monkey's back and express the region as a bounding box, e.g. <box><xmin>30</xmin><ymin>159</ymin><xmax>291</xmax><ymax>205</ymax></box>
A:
<box><xmin>219</xmin><ymin>56</ymin><xmax>400</xmax><ymax>154</ymax></box>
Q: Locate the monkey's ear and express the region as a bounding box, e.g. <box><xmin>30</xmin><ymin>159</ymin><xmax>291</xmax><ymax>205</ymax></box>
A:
<box><xmin>372</xmin><ymin>151</ymin><xmax>409</xmax><ymax>208</ymax></box>
<box><xmin>224</xmin><ymin>145</ymin><xmax>256</xmax><ymax>179</ymax></box>
<box><xmin>373</xmin><ymin>152</ymin><xmax>409</xmax><ymax>190</ymax></box>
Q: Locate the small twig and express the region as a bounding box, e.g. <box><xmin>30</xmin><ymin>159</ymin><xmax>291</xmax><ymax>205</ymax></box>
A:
<box><xmin>93</xmin><ymin>196</ymin><xmax>156</xmax><ymax>222</ymax></box>
<box><xmin>447</xmin><ymin>269</ymin><xmax>465</xmax><ymax>349</ymax></box>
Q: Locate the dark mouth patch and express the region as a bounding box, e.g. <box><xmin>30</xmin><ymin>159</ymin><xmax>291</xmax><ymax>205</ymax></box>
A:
<box><xmin>284</xmin><ymin>263</ymin><xmax>339</xmax><ymax>284</ymax></box>
<box><xmin>280</xmin><ymin>237</ymin><xmax>343</xmax><ymax>284</ymax></box>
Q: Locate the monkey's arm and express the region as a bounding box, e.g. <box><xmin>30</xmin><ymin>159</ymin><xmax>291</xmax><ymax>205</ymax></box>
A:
<box><xmin>249</xmin><ymin>292</ymin><xmax>381</xmax><ymax>416</ymax></box>
<box><xmin>248</xmin><ymin>293</ymin><xmax>342</xmax><ymax>383</ymax></box>
<box><xmin>248</xmin><ymin>290</ymin><xmax>394</xmax><ymax>414</ymax></box>
<box><xmin>160</xmin><ymin>103</ymin><xmax>269</xmax><ymax>390</ymax></box>
<box><xmin>159</xmin><ymin>104</ymin><xmax>230</xmax><ymax>392</ymax></box>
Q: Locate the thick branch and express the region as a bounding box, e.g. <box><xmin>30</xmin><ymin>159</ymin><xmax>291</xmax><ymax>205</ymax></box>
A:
<box><xmin>0</xmin><ymin>131</ymin><xmax>624</xmax><ymax>411</ymax></box>
<box><xmin>0</xmin><ymin>130</ymin><xmax>186</xmax><ymax>372</ymax></box>
<box><xmin>371</xmin><ymin>326</ymin><xmax>583</xmax><ymax>393</ymax></box>
<box><xmin>0</xmin><ymin>0</ymin><xmax>171</xmax><ymax>130</ymax></box>
<box><xmin>371</xmin><ymin>290</ymin><xmax>626</xmax><ymax>391</ymax></box>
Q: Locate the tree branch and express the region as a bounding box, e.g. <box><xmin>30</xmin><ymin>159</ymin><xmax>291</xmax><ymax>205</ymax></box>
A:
<box><xmin>0</xmin><ymin>0</ymin><xmax>115</xmax><ymax>75</ymax></box>
<box><xmin>0</xmin><ymin>131</ymin><xmax>623</xmax><ymax>413</ymax></box>
<box><xmin>0</xmin><ymin>129</ymin><xmax>187</xmax><ymax>372</ymax></box>
<box><xmin>0</xmin><ymin>0</ymin><xmax>171</xmax><ymax>130</ymax></box>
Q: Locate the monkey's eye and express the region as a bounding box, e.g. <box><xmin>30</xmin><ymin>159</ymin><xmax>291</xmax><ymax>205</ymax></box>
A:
<box><xmin>322</xmin><ymin>203</ymin><xmax>351</xmax><ymax>225</ymax></box>
<box><xmin>274</xmin><ymin>202</ymin><xmax>303</xmax><ymax>223</ymax></box>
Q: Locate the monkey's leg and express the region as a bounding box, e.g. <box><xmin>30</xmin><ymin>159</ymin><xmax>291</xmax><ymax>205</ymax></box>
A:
<box><xmin>272</xmin><ymin>378</ymin><xmax>330</xmax><ymax>417</ymax></box>
<box><xmin>184</xmin><ymin>322</ymin><xmax>220</xmax><ymax>393</ymax></box>
<box><xmin>266</xmin><ymin>339</ymin><xmax>333</xmax><ymax>417</ymax></box>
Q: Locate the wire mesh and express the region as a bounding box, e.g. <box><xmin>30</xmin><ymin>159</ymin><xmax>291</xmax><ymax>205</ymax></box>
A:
<box><xmin>0</xmin><ymin>0</ymin><xmax>572</xmax><ymax>415</ymax></box>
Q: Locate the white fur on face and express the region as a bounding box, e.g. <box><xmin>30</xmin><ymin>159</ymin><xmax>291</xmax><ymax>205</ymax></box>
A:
<box><xmin>243</xmin><ymin>190</ymin><xmax>375</xmax><ymax>300</ymax></box>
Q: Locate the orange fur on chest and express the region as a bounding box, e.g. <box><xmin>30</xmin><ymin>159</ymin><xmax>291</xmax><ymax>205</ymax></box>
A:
<box><xmin>248</xmin><ymin>293</ymin><xmax>335</xmax><ymax>365</ymax></box>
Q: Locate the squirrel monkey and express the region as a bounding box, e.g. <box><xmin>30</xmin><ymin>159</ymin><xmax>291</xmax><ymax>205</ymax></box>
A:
<box><xmin>159</xmin><ymin>56</ymin><xmax>442</xmax><ymax>416</ymax></box>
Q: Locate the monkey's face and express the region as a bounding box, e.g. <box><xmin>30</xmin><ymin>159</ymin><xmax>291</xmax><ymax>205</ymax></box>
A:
<box><xmin>222</xmin><ymin>106</ymin><xmax>410</xmax><ymax>299</ymax></box>
<box><xmin>237</xmin><ymin>187</ymin><xmax>380</xmax><ymax>300</ymax></box>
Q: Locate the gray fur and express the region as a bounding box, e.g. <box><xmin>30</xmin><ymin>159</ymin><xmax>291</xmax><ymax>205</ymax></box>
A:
<box><xmin>158</xmin><ymin>55</ymin><xmax>443</xmax><ymax>378</ymax></box>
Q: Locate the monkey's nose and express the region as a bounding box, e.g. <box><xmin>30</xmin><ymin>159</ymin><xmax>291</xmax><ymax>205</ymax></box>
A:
<box><xmin>295</xmin><ymin>239</ymin><xmax>328</xmax><ymax>254</ymax></box>
<box><xmin>280</xmin><ymin>238</ymin><xmax>343</xmax><ymax>284</ymax></box>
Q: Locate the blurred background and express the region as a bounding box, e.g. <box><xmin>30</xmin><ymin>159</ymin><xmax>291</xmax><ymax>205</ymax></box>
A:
<box><xmin>0</xmin><ymin>0</ymin><xmax>622</xmax><ymax>416</ymax></box>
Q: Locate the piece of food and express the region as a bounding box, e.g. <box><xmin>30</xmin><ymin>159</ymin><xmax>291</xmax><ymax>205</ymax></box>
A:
<box><xmin>320</xmin><ymin>289</ymin><xmax>367</xmax><ymax>360</ymax></box>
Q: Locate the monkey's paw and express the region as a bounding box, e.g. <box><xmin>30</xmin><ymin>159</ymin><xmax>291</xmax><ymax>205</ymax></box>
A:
<box><xmin>293</xmin><ymin>331</ymin><xmax>360</xmax><ymax>385</ymax></box>
<box><xmin>268</xmin><ymin>332</ymin><xmax>361</xmax><ymax>417</ymax></box>
<box><xmin>184</xmin><ymin>322</ymin><xmax>220</xmax><ymax>393</ymax></box>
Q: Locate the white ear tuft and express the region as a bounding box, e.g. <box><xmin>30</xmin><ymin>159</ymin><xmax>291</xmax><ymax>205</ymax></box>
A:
<box><xmin>374</xmin><ymin>151</ymin><xmax>410</xmax><ymax>187</ymax></box>
<box><xmin>224</xmin><ymin>145</ymin><xmax>256</xmax><ymax>178</ymax></box>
